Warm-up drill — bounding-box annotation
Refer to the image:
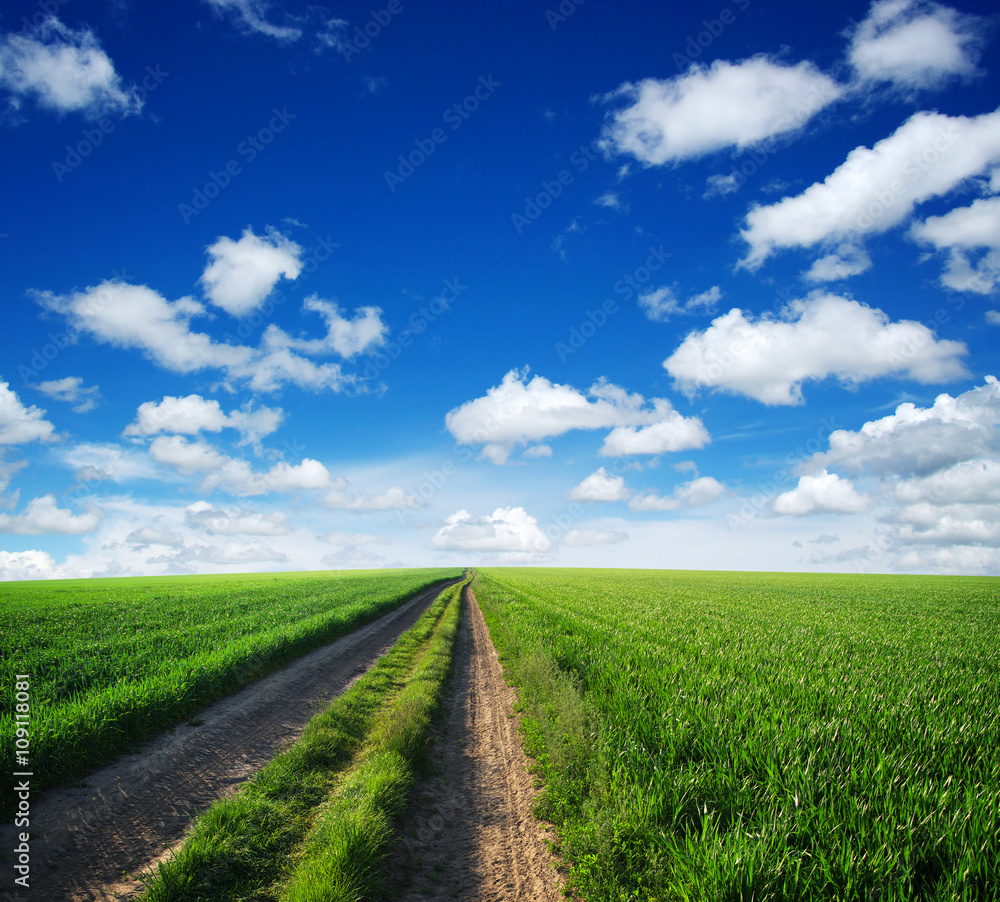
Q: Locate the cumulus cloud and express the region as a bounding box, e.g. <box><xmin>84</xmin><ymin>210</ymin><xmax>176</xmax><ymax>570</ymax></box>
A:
<box><xmin>0</xmin><ymin>17</ymin><xmax>141</xmax><ymax>120</ymax></box>
<box><xmin>431</xmin><ymin>507</ymin><xmax>552</xmax><ymax>554</ymax></box>
<box><xmin>740</xmin><ymin>108</ymin><xmax>1000</xmax><ymax>269</ymax></box>
<box><xmin>599</xmin><ymin>57</ymin><xmax>842</xmax><ymax>165</ymax></box>
<box><xmin>0</xmin><ymin>495</ymin><xmax>103</xmax><ymax>534</ymax></box>
<box><xmin>664</xmin><ymin>293</ymin><xmax>968</xmax><ymax>405</ymax></box>
<box><xmin>124</xmin><ymin>394</ymin><xmax>283</xmax><ymax>445</ymax></box>
<box><xmin>445</xmin><ymin>369</ymin><xmax>708</xmax><ymax>463</ymax></box>
<box><xmin>200</xmin><ymin>227</ymin><xmax>303</xmax><ymax>316</ymax></box>
<box><xmin>812</xmin><ymin>376</ymin><xmax>1000</xmax><ymax>476</ymax></box>
<box><xmin>0</xmin><ymin>383</ymin><xmax>55</xmax><ymax>444</ymax></box>
<box><xmin>628</xmin><ymin>476</ymin><xmax>727</xmax><ymax>511</ymax></box>
<box><xmin>184</xmin><ymin>501</ymin><xmax>291</xmax><ymax>535</ymax></box>
<box><xmin>0</xmin><ymin>549</ymin><xmax>57</xmax><ymax>581</ymax></box>
<box><xmin>262</xmin><ymin>296</ymin><xmax>387</xmax><ymax>359</ymax></box>
<box><xmin>569</xmin><ymin>468</ymin><xmax>631</xmax><ymax>502</ymax></box>
<box><xmin>34</xmin><ymin>277</ymin><xmax>382</xmax><ymax>393</ymax></box>
<box><xmin>773</xmin><ymin>470</ymin><xmax>869</xmax><ymax>515</ymax></box>
<box><xmin>847</xmin><ymin>0</ymin><xmax>984</xmax><ymax>90</ymax></box>
<box><xmin>34</xmin><ymin>376</ymin><xmax>100</xmax><ymax>413</ymax></box>
<box><xmin>804</xmin><ymin>244</ymin><xmax>873</xmax><ymax>282</ymax></box>
<box><xmin>792</xmin><ymin>378</ymin><xmax>1000</xmax><ymax>573</ymax></box>
<box><xmin>910</xmin><ymin>195</ymin><xmax>1000</xmax><ymax>293</ymax></box>
<box><xmin>60</xmin><ymin>442</ymin><xmax>158</xmax><ymax>483</ymax></box>
<box><xmin>563</xmin><ymin>529</ymin><xmax>629</xmax><ymax>546</ymax></box>
<box><xmin>639</xmin><ymin>285</ymin><xmax>721</xmax><ymax>321</ymax></box>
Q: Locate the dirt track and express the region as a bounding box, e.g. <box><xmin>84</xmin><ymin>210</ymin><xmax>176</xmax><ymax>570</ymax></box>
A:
<box><xmin>0</xmin><ymin>579</ymin><xmax>458</xmax><ymax>902</ymax></box>
<box><xmin>380</xmin><ymin>586</ymin><xmax>566</xmax><ymax>901</ymax></box>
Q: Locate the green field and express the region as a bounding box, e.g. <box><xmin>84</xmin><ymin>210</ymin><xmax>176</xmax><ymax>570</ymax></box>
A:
<box><xmin>473</xmin><ymin>568</ymin><xmax>1000</xmax><ymax>901</ymax></box>
<box><xmin>0</xmin><ymin>567</ymin><xmax>461</xmax><ymax>811</ymax></box>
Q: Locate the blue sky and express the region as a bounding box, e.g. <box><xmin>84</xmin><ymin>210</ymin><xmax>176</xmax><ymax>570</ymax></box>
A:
<box><xmin>1</xmin><ymin>0</ymin><xmax>999</xmax><ymax>579</ymax></box>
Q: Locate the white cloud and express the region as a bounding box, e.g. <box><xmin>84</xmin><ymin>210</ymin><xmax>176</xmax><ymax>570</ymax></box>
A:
<box><xmin>324</xmin><ymin>482</ymin><xmax>422</xmax><ymax>511</ymax></box>
<box><xmin>847</xmin><ymin>0</ymin><xmax>983</xmax><ymax>90</ymax></box>
<box><xmin>600</xmin><ymin>411</ymin><xmax>711</xmax><ymax>456</ymax></box>
<box><xmin>910</xmin><ymin>195</ymin><xmax>1000</xmax><ymax>250</ymax></box>
<box><xmin>34</xmin><ymin>279</ymin><xmax>366</xmax><ymax>393</ymax></box>
<box><xmin>318</xmin><ymin>530</ymin><xmax>391</xmax><ymax>547</ymax></box>
<box><xmin>147</xmin><ymin>541</ymin><xmax>288</xmax><ymax>566</ymax></box>
<box><xmin>741</xmin><ymin>108</ymin><xmax>1000</xmax><ymax>268</ymax></box>
<box><xmin>445</xmin><ymin>369</ymin><xmax>708</xmax><ymax>463</ymax></box>
<box><xmin>200</xmin><ymin>227</ymin><xmax>303</xmax><ymax>316</ymax></box>
<box><xmin>34</xmin><ymin>376</ymin><xmax>100</xmax><ymax>413</ymax></box>
<box><xmin>431</xmin><ymin>506</ymin><xmax>552</xmax><ymax>554</ymax></box>
<box><xmin>813</xmin><ymin>376</ymin><xmax>1000</xmax><ymax>476</ymax></box>
<box><xmin>125</xmin><ymin>523</ymin><xmax>185</xmax><ymax>548</ymax></box>
<box><xmin>61</xmin><ymin>442</ymin><xmax>159</xmax><ymax>483</ymax></box>
<box><xmin>0</xmin><ymin>495</ymin><xmax>103</xmax><ymax>534</ymax></box>
<box><xmin>204</xmin><ymin>0</ymin><xmax>302</xmax><ymax>42</ymax></box>
<box><xmin>595</xmin><ymin>192</ymin><xmax>623</xmax><ymax>209</ymax></box>
<box><xmin>0</xmin><ymin>17</ymin><xmax>141</xmax><ymax>120</ymax></box>
<box><xmin>184</xmin><ymin>501</ymin><xmax>291</xmax><ymax>535</ymax></box>
<box><xmin>124</xmin><ymin>394</ymin><xmax>283</xmax><ymax>445</ymax></box>
<box><xmin>599</xmin><ymin>57</ymin><xmax>842</xmax><ymax>165</ymax></box>
<box><xmin>639</xmin><ymin>285</ymin><xmax>721</xmax><ymax>322</ymax></box>
<box><xmin>0</xmin><ymin>549</ymin><xmax>57</xmax><ymax>581</ymax></box>
<box><xmin>773</xmin><ymin>470</ymin><xmax>869</xmax><ymax>515</ymax></box>
<box><xmin>987</xmin><ymin>310</ymin><xmax>1000</xmax><ymax>325</ymax></box>
<box><xmin>628</xmin><ymin>476</ymin><xmax>726</xmax><ymax>511</ymax></box>
<box><xmin>563</xmin><ymin>529</ymin><xmax>629</xmax><ymax>546</ymax></box>
<box><xmin>0</xmin><ymin>383</ymin><xmax>55</xmax><ymax>444</ymax></box>
<box><xmin>804</xmin><ymin>244</ymin><xmax>873</xmax><ymax>282</ymax></box>
<box><xmin>262</xmin><ymin>296</ymin><xmax>387</xmax><ymax>359</ymax></box>
<box><xmin>569</xmin><ymin>468</ymin><xmax>631</xmax><ymax>502</ymax></box>
<box><xmin>149</xmin><ymin>435</ymin><xmax>230</xmax><ymax>475</ymax></box>
<box><xmin>664</xmin><ymin>293</ymin><xmax>968</xmax><ymax>405</ymax></box>
<box><xmin>910</xmin><ymin>196</ymin><xmax>1000</xmax><ymax>293</ymax></box>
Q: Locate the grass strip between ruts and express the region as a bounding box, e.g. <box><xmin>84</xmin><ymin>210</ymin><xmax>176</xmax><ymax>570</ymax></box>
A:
<box><xmin>278</xmin><ymin>578</ymin><xmax>465</xmax><ymax>902</ymax></box>
<box><xmin>140</xmin><ymin>577</ymin><xmax>466</xmax><ymax>902</ymax></box>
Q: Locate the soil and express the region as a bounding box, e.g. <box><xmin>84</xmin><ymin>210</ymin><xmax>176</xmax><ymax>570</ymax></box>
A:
<box><xmin>0</xmin><ymin>579</ymin><xmax>459</xmax><ymax>902</ymax></box>
<box><xmin>379</xmin><ymin>585</ymin><xmax>567</xmax><ymax>901</ymax></box>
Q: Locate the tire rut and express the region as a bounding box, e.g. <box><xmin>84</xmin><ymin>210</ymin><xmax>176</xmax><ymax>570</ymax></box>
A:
<box><xmin>380</xmin><ymin>585</ymin><xmax>565</xmax><ymax>901</ymax></box>
<box><xmin>1</xmin><ymin>578</ymin><xmax>460</xmax><ymax>902</ymax></box>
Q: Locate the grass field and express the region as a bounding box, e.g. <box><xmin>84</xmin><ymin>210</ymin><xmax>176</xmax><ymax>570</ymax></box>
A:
<box><xmin>473</xmin><ymin>568</ymin><xmax>1000</xmax><ymax>901</ymax></box>
<box><xmin>0</xmin><ymin>567</ymin><xmax>461</xmax><ymax>812</ymax></box>
<box><xmin>142</xmin><ymin>577</ymin><xmax>468</xmax><ymax>902</ymax></box>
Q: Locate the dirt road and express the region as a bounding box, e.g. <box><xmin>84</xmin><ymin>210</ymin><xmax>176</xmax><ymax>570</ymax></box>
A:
<box><xmin>380</xmin><ymin>586</ymin><xmax>566</xmax><ymax>901</ymax></box>
<box><xmin>0</xmin><ymin>579</ymin><xmax>459</xmax><ymax>902</ymax></box>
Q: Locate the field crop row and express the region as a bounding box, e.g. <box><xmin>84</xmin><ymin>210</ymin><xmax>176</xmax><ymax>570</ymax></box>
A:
<box><xmin>0</xmin><ymin>567</ymin><xmax>461</xmax><ymax>812</ymax></box>
<box><xmin>473</xmin><ymin>568</ymin><xmax>1000</xmax><ymax>901</ymax></box>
